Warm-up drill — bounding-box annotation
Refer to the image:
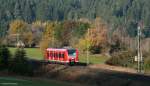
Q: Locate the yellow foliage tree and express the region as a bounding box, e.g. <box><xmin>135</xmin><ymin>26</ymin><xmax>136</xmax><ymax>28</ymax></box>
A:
<box><xmin>40</xmin><ymin>22</ymin><xmax>55</xmax><ymax>51</ymax></box>
<box><xmin>76</xmin><ymin>37</ymin><xmax>91</xmax><ymax>53</ymax></box>
<box><xmin>9</xmin><ymin>19</ymin><xmax>27</xmax><ymax>34</ymax></box>
<box><xmin>9</xmin><ymin>20</ymin><xmax>29</xmax><ymax>47</ymax></box>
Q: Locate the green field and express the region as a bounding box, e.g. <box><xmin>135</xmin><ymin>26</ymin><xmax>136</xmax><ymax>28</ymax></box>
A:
<box><xmin>0</xmin><ymin>77</ymin><xmax>75</xmax><ymax>86</ymax></box>
<box><xmin>9</xmin><ymin>47</ymin><xmax>108</xmax><ymax>64</ymax></box>
<box><xmin>9</xmin><ymin>48</ymin><xmax>43</xmax><ymax>60</ymax></box>
<box><xmin>79</xmin><ymin>54</ymin><xmax>109</xmax><ymax>64</ymax></box>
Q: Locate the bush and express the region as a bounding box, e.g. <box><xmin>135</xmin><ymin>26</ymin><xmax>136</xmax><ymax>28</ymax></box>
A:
<box><xmin>9</xmin><ymin>48</ymin><xmax>34</xmax><ymax>76</ymax></box>
<box><xmin>105</xmin><ymin>51</ymin><xmax>135</xmax><ymax>67</ymax></box>
<box><xmin>89</xmin><ymin>46</ymin><xmax>101</xmax><ymax>54</ymax></box>
<box><xmin>0</xmin><ymin>45</ymin><xmax>11</xmax><ymax>69</ymax></box>
<box><xmin>144</xmin><ymin>57</ymin><xmax>150</xmax><ymax>71</ymax></box>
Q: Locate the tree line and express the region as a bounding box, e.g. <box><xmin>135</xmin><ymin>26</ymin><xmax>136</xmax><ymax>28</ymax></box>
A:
<box><xmin>6</xmin><ymin>18</ymin><xmax>127</xmax><ymax>55</ymax></box>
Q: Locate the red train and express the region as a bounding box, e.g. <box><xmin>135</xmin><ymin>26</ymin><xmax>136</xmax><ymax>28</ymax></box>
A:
<box><xmin>44</xmin><ymin>48</ymin><xmax>79</xmax><ymax>64</ymax></box>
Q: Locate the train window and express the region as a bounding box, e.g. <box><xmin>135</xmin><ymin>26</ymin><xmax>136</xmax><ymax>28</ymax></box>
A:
<box><xmin>54</xmin><ymin>53</ymin><xmax>56</xmax><ymax>58</ymax></box>
<box><xmin>48</xmin><ymin>52</ymin><xmax>50</xmax><ymax>57</ymax></box>
<box><xmin>47</xmin><ymin>52</ymin><xmax>49</xmax><ymax>57</ymax></box>
<box><xmin>55</xmin><ymin>52</ymin><xmax>57</xmax><ymax>58</ymax></box>
<box><xmin>61</xmin><ymin>53</ymin><xmax>64</xmax><ymax>58</ymax></box>
<box><xmin>50</xmin><ymin>52</ymin><xmax>52</xmax><ymax>57</ymax></box>
<box><xmin>59</xmin><ymin>53</ymin><xmax>61</xmax><ymax>58</ymax></box>
<box><xmin>52</xmin><ymin>52</ymin><xmax>53</xmax><ymax>57</ymax></box>
<box><xmin>53</xmin><ymin>51</ymin><xmax>55</xmax><ymax>57</ymax></box>
<box><xmin>49</xmin><ymin>52</ymin><xmax>51</xmax><ymax>57</ymax></box>
<box><xmin>56</xmin><ymin>53</ymin><xmax>58</xmax><ymax>58</ymax></box>
<box><xmin>68</xmin><ymin>49</ymin><xmax>76</xmax><ymax>57</ymax></box>
<box><xmin>55</xmin><ymin>53</ymin><xmax>57</xmax><ymax>58</ymax></box>
<box><xmin>57</xmin><ymin>52</ymin><xmax>59</xmax><ymax>58</ymax></box>
<box><xmin>51</xmin><ymin>51</ymin><xmax>53</xmax><ymax>57</ymax></box>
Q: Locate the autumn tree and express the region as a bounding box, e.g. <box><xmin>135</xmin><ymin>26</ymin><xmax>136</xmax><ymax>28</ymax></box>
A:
<box><xmin>77</xmin><ymin>18</ymin><xmax>109</xmax><ymax>54</ymax></box>
<box><xmin>8</xmin><ymin>20</ymin><xmax>27</xmax><ymax>46</ymax></box>
<box><xmin>31</xmin><ymin>21</ymin><xmax>44</xmax><ymax>46</ymax></box>
<box><xmin>75</xmin><ymin>32</ymin><xmax>92</xmax><ymax>53</ymax></box>
<box><xmin>9</xmin><ymin>20</ymin><xmax>35</xmax><ymax>47</ymax></box>
<box><xmin>109</xmin><ymin>27</ymin><xmax>128</xmax><ymax>54</ymax></box>
<box><xmin>40</xmin><ymin>21</ymin><xmax>55</xmax><ymax>52</ymax></box>
<box><xmin>54</xmin><ymin>21</ymin><xmax>89</xmax><ymax>47</ymax></box>
<box><xmin>61</xmin><ymin>21</ymin><xmax>77</xmax><ymax>46</ymax></box>
<box><xmin>9</xmin><ymin>19</ymin><xmax>27</xmax><ymax>35</ymax></box>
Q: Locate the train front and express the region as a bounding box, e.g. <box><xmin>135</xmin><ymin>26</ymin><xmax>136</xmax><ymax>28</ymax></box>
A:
<box><xmin>67</xmin><ymin>49</ymin><xmax>79</xmax><ymax>64</ymax></box>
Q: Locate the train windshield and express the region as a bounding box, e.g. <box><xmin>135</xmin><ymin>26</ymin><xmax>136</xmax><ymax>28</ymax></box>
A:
<box><xmin>68</xmin><ymin>49</ymin><xmax>76</xmax><ymax>57</ymax></box>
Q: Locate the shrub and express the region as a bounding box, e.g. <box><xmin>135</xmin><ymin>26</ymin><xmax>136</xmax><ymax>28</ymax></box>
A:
<box><xmin>144</xmin><ymin>57</ymin><xmax>150</xmax><ymax>71</ymax></box>
<box><xmin>89</xmin><ymin>46</ymin><xmax>101</xmax><ymax>54</ymax></box>
<box><xmin>139</xmin><ymin>52</ymin><xmax>150</xmax><ymax>72</ymax></box>
<box><xmin>0</xmin><ymin>45</ymin><xmax>11</xmax><ymax>69</ymax></box>
<box><xmin>9</xmin><ymin>48</ymin><xmax>33</xmax><ymax>76</ymax></box>
<box><xmin>105</xmin><ymin>51</ymin><xmax>135</xmax><ymax>67</ymax></box>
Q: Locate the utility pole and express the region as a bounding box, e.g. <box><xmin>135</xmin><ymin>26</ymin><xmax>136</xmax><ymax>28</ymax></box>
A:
<box><xmin>52</xmin><ymin>28</ymin><xmax>54</xmax><ymax>48</ymax></box>
<box><xmin>86</xmin><ymin>28</ymin><xmax>89</xmax><ymax>65</ymax></box>
<box><xmin>137</xmin><ymin>26</ymin><xmax>141</xmax><ymax>73</ymax></box>
<box><xmin>52</xmin><ymin>23</ymin><xmax>55</xmax><ymax>48</ymax></box>
<box><xmin>137</xmin><ymin>26</ymin><xmax>144</xmax><ymax>73</ymax></box>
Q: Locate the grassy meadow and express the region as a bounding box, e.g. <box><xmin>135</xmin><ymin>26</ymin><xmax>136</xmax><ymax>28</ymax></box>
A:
<box><xmin>9</xmin><ymin>47</ymin><xmax>109</xmax><ymax>64</ymax></box>
<box><xmin>9</xmin><ymin>48</ymin><xmax>43</xmax><ymax>60</ymax></box>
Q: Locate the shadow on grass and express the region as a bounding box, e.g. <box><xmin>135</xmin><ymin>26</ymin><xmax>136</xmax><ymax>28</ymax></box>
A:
<box><xmin>29</xmin><ymin>59</ymin><xmax>88</xmax><ymax>66</ymax></box>
<box><xmin>26</xmin><ymin>59</ymin><xmax>150</xmax><ymax>86</ymax></box>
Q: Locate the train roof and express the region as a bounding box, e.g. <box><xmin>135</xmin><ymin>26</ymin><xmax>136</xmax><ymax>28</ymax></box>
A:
<box><xmin>46</xmin><ymin>48</ymin><xmax>76</xmax><ymax>51</ymax></box>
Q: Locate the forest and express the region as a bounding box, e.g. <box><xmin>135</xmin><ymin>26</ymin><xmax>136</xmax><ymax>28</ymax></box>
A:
<box><xmin>0</xmin><ymin>0</ymin><xmax>150</xmax><ymax>37</ymax></box>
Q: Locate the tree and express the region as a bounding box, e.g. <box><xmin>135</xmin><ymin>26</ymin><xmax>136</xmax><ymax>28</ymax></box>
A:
<box><xmin>14</xmin><ymin>0</ymin><xmax>22</xmax><ymax>19</ymax></box>
<box><xmin>9</xmin><ymin>19</ymin><xmax>27</xmax><ymax>34</ymax></box>
<box><xmin>8</xmin><ymin>19</ymin><xmax>29</xmax><ymax>47</ymax></box>
<box><xmin>40</xmin><ymin>22</ymin><xmax>55</xmax><ymax>51</ymax></box>
<box><xmin>31</xmin><ymin>21</ymin><xmax>44</xmax><ymax>46</ymax></box>
<box><xmin>0</xmin><ymin>45</ymin><xmax>10</xmax><ymax>68</ymax></box>
<box><xmin>23</xmin><ymin>0</ymin><xmax>35</xmax><ymax>23</ymax></box>
<box><xmin>9</xmin><ymin>49</ymin><xmax>33</xmax><ymax>75</ymax></box>
<box><xmin>76</xmin><ymin>18</ymin><xmax>109</xmax><ymax>54</ymax></box>
<box><xmin>89</xmin><ymin>18</ymin><xmax>109</xmax><ymax>53</ymax></box>
<box><xmin>36</xmin><ymin>0</ymin><xmax>52</xmax><ymax>21</ymax></box>
<box><xmin>75</xmin><ymin>36</ymin><xmax>91</xmax><ymax>53</ymax></box>
<box><xmin>23</xmin><ymin>31</ymin><xmax>34</xmax><ymax>47</ymax></box>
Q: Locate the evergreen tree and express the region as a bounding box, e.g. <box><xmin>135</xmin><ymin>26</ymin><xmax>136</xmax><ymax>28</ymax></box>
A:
<box><xmin>0</xmin><ymin>45</ymin><xmax>10</xmax><ymax>68</ymax></box>
<box><xmin>9</xmin><ymin>48</ymin><xmax>33</xmax><ymax>75</ymax></box>
<box><xmin>14</xmin><ymin>0</ymin><xmax>22</xmax><ymax>19</ymax></box>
